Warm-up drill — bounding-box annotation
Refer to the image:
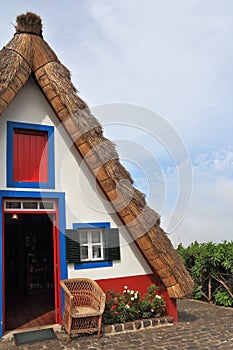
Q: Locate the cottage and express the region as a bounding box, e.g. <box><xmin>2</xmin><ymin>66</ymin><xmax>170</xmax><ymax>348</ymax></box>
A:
<box><xmin>0</xmin><ymin>13</ymin><xmax>193</xmax><ymax>336</ymax></box>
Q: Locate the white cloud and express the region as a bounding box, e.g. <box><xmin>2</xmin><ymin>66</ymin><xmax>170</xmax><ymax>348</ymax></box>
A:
<box><xmin>193</xmin><ymin>148</ymin><xmax>233</xmax><ymax>179</ymax></box>
<box><xmin>168</xmin><ymin>149</ymin><xmax>233</xmax><ymax>246</ymax></box>
<box><xmin>82</xmin><ymin>1</ymin><xmax>233</xmax><ymax>156</ymax></box>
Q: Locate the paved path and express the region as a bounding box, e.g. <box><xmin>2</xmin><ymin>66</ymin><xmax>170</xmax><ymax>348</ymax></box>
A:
<box><xmin>0</xmin><ymin>299</ymin><xmax>232</xmax><ymax>349</ymax></box>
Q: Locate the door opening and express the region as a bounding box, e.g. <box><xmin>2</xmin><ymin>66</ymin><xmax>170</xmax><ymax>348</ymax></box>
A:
<box><xmin>4</xmin><ymin>213</ymin><xmax>55</xmax><ymax>330</ymax></box>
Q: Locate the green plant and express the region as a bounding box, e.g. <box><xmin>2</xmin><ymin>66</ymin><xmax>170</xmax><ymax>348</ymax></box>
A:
<box><xmin>140</xmin><ymin>284</ymin><xmax>166</xmax><ymax>318</ymax></box>
<box><xmin>177</xmin><ymin>241</ymin><xmax>233</xmax><ymax>307</ymax></box>
<box><xmin>214</xmin><ymin>290</ymin><xmax>233</xmax><ymax>307</ymax></box>
<box><xmin>102</xmin><ymin>284</ymin><xmax>166</xmax><ymax>325</ymax></box>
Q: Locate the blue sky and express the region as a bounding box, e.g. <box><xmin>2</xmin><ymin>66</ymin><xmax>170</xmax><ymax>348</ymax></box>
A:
<box><xmin>1</xmin><ymin>1</ymin><xmax>232</xmax><ymax>246</ymax></box>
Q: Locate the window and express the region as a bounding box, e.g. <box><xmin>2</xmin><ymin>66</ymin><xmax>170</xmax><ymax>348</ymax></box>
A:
<box><xmin>7</xmin><ymin>122</ymin><xmax>54</xmax><ymax>188</ymax></box>
<box><xmin>4</xmin><ymin>199</ymin><xmax>56</xmax><ymax>212</ymax></box>
<box><xmin>13</xmin><ymin>129</ymin><xmax>48</xmax><ymax>183</ymax></box>
<box><xmin>79</xmin><ymin>229</ymin><xmax>104</xmax><ymax>261</ymax></box>
<box><xmin>65</xmin><ymin>223</ymin><xmax>121</xmax><ymax>269</ymax></box>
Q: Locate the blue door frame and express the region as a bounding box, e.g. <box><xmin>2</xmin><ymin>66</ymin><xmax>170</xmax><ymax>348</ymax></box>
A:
<box><xmin>0</xmin><ymin>190</ymin><xmax>67</xmax><ymax>337</ymax></box>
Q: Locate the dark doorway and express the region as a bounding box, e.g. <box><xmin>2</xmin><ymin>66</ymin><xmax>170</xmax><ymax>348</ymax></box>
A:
<box><xmin>4</xmin><ymin>214</ymin><xmax>55</xmax><ymax>330</ymax></box>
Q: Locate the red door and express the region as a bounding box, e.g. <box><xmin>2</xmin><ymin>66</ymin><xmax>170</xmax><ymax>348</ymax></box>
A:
<box><xmin>52</xmin><ymin>214</ymin><xmax>62</xmax><ymax>324</ymax></box>
<box><xmin>3</xmin><ymin>200</ymin><xmax>62</xmax><ymax>331</ymax></box>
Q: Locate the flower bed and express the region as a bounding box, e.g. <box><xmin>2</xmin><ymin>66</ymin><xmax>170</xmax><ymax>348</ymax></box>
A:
<box><xmin>103</xmin><ymin>284</ymin><xmax>167</xmax><ymax>325</ymax></box>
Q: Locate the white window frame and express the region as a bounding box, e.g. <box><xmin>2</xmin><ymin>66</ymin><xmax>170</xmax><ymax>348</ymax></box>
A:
<box><xmin>4</xmin><ymin>199</ymin><xmax>56</xmax><ymax>212</ymax></box>
<box><xmin>79</xmin><ymin>229</ymin><xmax>104</xmax><ymax>262</ymax></box>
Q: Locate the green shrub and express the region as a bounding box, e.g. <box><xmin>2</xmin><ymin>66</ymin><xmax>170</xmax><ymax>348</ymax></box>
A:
<box><xmin>177</xmin><ymin>241</ymin><xmax>233</xmax><ymax>307</ymax></box>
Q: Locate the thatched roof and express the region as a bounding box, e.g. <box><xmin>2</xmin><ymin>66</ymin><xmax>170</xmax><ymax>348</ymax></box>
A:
<box><xmin>0</xmin><ymin>13</ymin><xmax>193</xmax><ymax>298</ymax></box>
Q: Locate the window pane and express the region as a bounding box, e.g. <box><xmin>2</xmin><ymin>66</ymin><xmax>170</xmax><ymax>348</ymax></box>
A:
<box><xmin>91</xmin><ymin>230</ymin><xmax>101</xmax><ymax>243</ymax></box>
<box><xmin>80</xmin><ymin>246</ymin><xmax>88</xmax><ymax>260</ymax></box>
<box><xmin>23</xmin><ymin>202</ymin><xmax>38</xmax><ymax>209</ymax></box>
<box><xmin>79</xmin><ymin>232</ymin><xmax>88</xmax><ymax>244</ymax></box>
<box><xmin>5</xmin><ymin>201</ymin><xmax>21</xmax><ymax>209</ymax></box>
<box><xmin>39</xmin><ymin>202</ymin><xmax>54</xmax><ymax>210</ymax></box>
<box><xmin>92</xmin><ymin>246</ymin><xmax>101</xmax><ymax>259</ymax></box>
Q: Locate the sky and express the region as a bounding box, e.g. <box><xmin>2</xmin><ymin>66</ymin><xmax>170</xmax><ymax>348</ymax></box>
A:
<box><xmin>0</xmin><ymin>0</ymin><xmax>232</xmax><ymax>247</ymax></box>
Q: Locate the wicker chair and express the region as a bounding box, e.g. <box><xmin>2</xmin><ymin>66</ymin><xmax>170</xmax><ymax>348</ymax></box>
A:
<box><xmin>60</xmin><ymin>278</ymin><xmax>106</xmax><ymax>341</ymax></box>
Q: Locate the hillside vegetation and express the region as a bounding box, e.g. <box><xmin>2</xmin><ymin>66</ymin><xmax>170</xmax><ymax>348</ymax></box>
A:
<box><xmin>177</xmin><ymin>241</ymin><xmax>233</xmax><ymax>307</ymax></box>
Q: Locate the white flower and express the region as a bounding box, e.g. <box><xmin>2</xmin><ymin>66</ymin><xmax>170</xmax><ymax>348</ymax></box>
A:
<box><xmin>125</xmin><ymin>304</ymin><xmax>130</xmax><ymax>309</ymax></box>
<box><xmin>127</xmin><ymin>289</ymin><xmax>130</xmax><ymax>294</ymax></box>
<box><xmin>155</xmin><ymin>295</ymin><xmax>161</xmax><ymax>299</ymax></box>
<box><xmin>124</xmin><ymin>286</ymin><xmax>128</xmax><ymax>290</ymax></box>
<box><xmin>134</xmin><ymin>294</ymin><xmax>138</xmax><ymax>299</ymax></box>
<box><xmin>130</xmin><ymin>290</ymin><xmax>134</xmax><ymax>294</ymax></box>
<box><xmin>131</xmin><ymin>297</ymin><xmax>135</xmax><ymax>301</ymax></box>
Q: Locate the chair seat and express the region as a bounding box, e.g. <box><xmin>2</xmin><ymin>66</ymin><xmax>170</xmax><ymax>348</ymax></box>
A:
<box><xmin>71</xmin><ymin>306</ymin><xmax>100</xmax><ymax>318</ymax></box>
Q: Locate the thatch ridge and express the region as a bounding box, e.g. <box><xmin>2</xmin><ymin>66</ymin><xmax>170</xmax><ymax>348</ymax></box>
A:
<box><xmin>15</xmin><ymin>12</ymin><xmax>43</xmax><ymax>37</ymax></box>
<box><xmin>0</xmin><ymin>13</ymin><xmax>194</xmax><ymax>298</ymax></box>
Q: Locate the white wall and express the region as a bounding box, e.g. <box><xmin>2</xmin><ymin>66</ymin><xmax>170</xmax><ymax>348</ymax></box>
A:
<box><xmin>0</xmin><ymin>78</ymin><xmax>152</xmax><ymax>279</ymax></box>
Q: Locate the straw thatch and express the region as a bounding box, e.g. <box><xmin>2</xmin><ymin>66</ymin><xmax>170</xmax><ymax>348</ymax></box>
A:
<box><xmin>0</xmin><ymin>13</ymin><xmax>194</xmax><ymax>298</ymax></box>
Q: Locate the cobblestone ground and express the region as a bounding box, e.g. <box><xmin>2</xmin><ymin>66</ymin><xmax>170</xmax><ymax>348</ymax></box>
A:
<box><xmin>0</xmin><ymin>299</ymin><xmax>232</xmax><ymax>349</ymax></box>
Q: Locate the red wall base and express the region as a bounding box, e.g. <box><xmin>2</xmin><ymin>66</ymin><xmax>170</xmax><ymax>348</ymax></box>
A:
<box><xmin>96</xmin><ymin>274</ymin><xmax>178</xmax><ymax>322</ymax></box>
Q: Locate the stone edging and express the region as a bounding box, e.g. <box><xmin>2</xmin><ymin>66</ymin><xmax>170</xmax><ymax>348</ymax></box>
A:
<box><xmin>101</xmin><ymin>316</ymin><xmax>174</xmax><ymax>335</ymax></box>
